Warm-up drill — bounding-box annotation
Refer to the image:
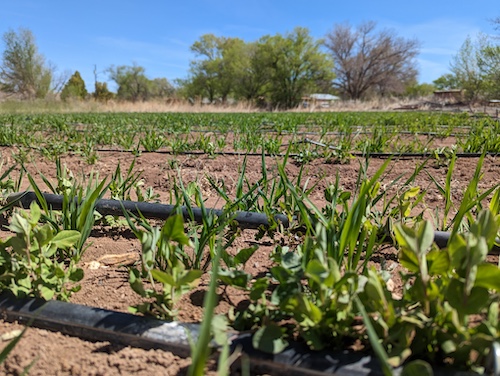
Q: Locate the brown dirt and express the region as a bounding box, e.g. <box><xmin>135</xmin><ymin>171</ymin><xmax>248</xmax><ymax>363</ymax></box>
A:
<box><xmin>0</xmin><ymin>145</ymin><xmax>499</xmax><ymax>375</ymax></box>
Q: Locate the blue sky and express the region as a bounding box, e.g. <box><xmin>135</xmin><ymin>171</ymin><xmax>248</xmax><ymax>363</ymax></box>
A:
<box><xmin>0</xmin><ymin>1</ymin><xmax>498</xmax><ymax>92</ymax></box>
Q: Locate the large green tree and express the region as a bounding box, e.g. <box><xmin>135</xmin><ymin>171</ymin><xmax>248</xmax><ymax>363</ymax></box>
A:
<box><xmin>232</xmin><ymin>41</ymin><xmax>272</xmax><ymax>101</ymax></box>
<box><xmin>183</xmin><ymin>28</ymin><xmax>334</xmax><ymax>109</ymax></box>
<box><xmin>478</xmin><ymin>44</ymin><xmax>500</xmax><ymax>99</ymax></box>
<box><xmin>433</xmin><ymin>74</ymin><xmax>460</xmax><ymax>90</ymax></box>
<box><xmin>448</xmin><ymin>34</ymin><xmax>499</xmax><ymax>102</ymax></box>
<box><xmin>185</xmin><ymin>34</ymin><xmax>246</xmax><ymax>103</ymax></box>
<box><xmin>0</xmin><ymin>27</ymin><xmax>53</xmax><ymax>99</ymax></box>
<box><xmin>259</xmin><ymin>27</ymin><xmax>334</xmax><ymax>108</ymax></box>
<box><xmin>107</xmin><ymin>64</ymin><xmax>174</xmax><ymax>102</ymax></box>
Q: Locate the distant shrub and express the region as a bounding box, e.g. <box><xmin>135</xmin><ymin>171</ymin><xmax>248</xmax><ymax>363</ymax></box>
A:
<box><xmin>93</xmin><ymin>81</ymin><xmax>113</xmax><ymax>102</ymax></box>
<box><xmin>60</xmin><ymin>71</ymin><xmax>87</xmax><ymax>101</ymax></box>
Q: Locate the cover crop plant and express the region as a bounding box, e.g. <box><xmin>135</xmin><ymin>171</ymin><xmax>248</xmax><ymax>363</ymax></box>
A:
<box><xmin>0</xmin><ymin>202</ymin><xmax>83</xmax><ymax>301</ymax></box>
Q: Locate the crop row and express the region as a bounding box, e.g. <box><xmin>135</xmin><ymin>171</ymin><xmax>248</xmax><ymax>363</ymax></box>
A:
<box><xmin>0</xmin><ymin>112</ymin><xmax>499</xmax><ymax>163</ymax></box>
<box><xmin>0</xmin><ymin>150</ymin><xmax>499</xmax><ymax>374</ymax></box>
<box><xmin>0</xmin><ymin>111</ymin><xmax>499</xmax><ymax>374</ymax></box>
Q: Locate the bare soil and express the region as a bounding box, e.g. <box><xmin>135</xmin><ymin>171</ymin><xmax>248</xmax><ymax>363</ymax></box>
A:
<box><xmin>0</xmin><ymin>145</ymin><xmax>499</xmax><ymax>375</ymax></box>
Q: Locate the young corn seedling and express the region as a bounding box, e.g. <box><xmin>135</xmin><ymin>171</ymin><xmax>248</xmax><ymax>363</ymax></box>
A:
<box><xmin>173</xmin><ymin>176</ymin><xmax>238</xmax><ymax>271</ymax></box>
<box><xmin>108</xmin><ymin>158</ymin><xmax>159</xmax><ymax>202</ymax></box>
<box><xmin>28</xmin><ymin>159</ymin><xmax>109</xmax><ymax>260</ymax></box>
<box><xmin>276</xmin><ymin>157</ymin><xmax>390</xmax><ymax>271</ymax></box>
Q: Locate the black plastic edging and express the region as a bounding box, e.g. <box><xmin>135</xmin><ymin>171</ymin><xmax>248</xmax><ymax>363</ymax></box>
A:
<box><xmin>0</xmin><ymin>292</ymin><xmax>484</xmax><ymax>376</ymax></box>
<box><xmin>434</xmin><ymin>231</ymin><xmax>500</xmax><ymax>254</ymax></box>
<box><xmin>302</xmin><ymin>138</ymin><xmax>500</xmax><ymax>158</ymax></box>
<box><xmin>0</xmin><ymin>292</ymin><xmax>196</xmax><ymax>357</ymax></box>
<box><xmin>12</xmin><ymin>141</ymin><xmax>500</xmax><ymax>159</ymax></box>
<box><xmin>7</xmin><ymin>192</ymin><xmax>500</xmax><ymax>254</ymax></box>
<box><xmin>0</xmin><ymin>292</ymin><xmax>396</xmax><ymax>376</ymax></box>
<box><xmin>0</xmin><ymin>292</ymin><xmax>387</xmax><ymax>376</ymax></box>
<box><xmin>6</xmin><ymin>191</ymin><xmax>290</xmax><ymax>230</ymax></box>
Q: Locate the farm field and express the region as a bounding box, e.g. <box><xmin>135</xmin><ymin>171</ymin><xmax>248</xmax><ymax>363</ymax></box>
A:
<box><xmin>0</xmin><ymin>112</ymin><xmax>499</xmax><ymax>375</ymax></box>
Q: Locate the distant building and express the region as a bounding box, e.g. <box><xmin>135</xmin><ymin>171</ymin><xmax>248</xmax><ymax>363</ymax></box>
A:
<box><xmin>302</xmin><ymin>93</ymin><xmax>340</xmax><ymax>108</ymax></box>
<box><xmin>433</xmin><ymin>89</ymin><xmax>464</xmax><ymax>103</ymax></box>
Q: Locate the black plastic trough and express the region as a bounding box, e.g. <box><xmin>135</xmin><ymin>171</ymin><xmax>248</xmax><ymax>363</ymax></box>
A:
<box><xmin>7</xmin><ymin>191</ymin><xmax>500</xmax><ymax>254</ymax></box>
<box><xmin>6</xmin><ymin>191</ymin><xmax>290</xmax><ymax>230</ymax></box>
<box><xmin>0</xmin><ymin>292</ymin><xmax>489</xmax><ymax>376</ymax></box>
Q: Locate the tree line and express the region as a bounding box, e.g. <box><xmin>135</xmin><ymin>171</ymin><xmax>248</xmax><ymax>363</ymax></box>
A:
<box><xmin>433</xmin><ymin>17</ymin><xmax>500</xmax><ymax>103</ymax></box>
<box><xmin>0</xmin><ymin>20</ymin><xmax>498</xmax><ymax>109</ymax></box>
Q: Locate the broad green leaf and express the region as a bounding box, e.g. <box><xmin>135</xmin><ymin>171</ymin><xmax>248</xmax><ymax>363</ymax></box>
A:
<box><xmin>69</xmin><ymin>268</ymin><xmax>84</xmax><ymax>282</ymax></box>
<box><xmin>252</xmin><ymin>324</ymin><xmax>288</xmax><ymax>354</ymax></box>
<box><xmin>305</xmin><ymin>259</ymin><xmax>329</xmax><ymax>286</ymax></box>
<box><xmin>395</xmin><ymin>221</ymin><xmax>433</xmax><ymax>258</ymax></box>
<box><xmin>51</xmin><ymin>230</ymin><xmax>81</xmax><ymax>249</ymax></box>
<box><xmin>446</xmin><ymin>279</ymin><xmax>489</xmax><ymax>315</ymax></box>
<box><xmin>280</xmin><ymin>250</ymin><xmax>302</xmax><ymax>271</ymax></box>
<box><xmin>441</xmin><ymin>339</ymin><xmax>457</xmax><ymax>354</ymax></box>
<box><xmin>8</xmin><ymin>213</ymin><xmax>31</xmax><ymax>236</ymax></box>
<box><xmin>218</xmin><ymin>269</ymin><xmax>251</xmax><ymax>288</ymax></box>
<box><xmin>40</xmin><ymin>286</ymin><xmax>55</xmax><ymax>300</ymax></box>
<box><xmin>211</xmin><ymin>315</ymin><xmax>229</xmax><ymax>347</ymax></box>
<box><xmin>448</xmin><ymin>233</ymin><xmax>468</xmax><ymax>269</ymax></box>
<box><xmin>161</xmin><ymin>214</ymin><xmax>190</xmax><ymax>245</ymax></box>
<box><xmin>34</xmin><ymin>224</ymin><xmax>54</xmax><ymax>248</ymax></box>
<box><xmin>301</xmin><ymin>329</ymin><xmax>325</xmax><ymax>351</ymax></box>
<box><xmin>54</xmin><ymin>266</ymin><xmax>65</xmax><ymax>278</ymax></box>
<box><xmin>473</xmin><ymin>210</ymin><xmax>499</xmax><ymax>249</ymax></box>
<box><xmin>233</xmin><ymin>245</ymin><xmax>258</xmax><ymax>266</ymax></box>
<box><xmin>403</xmin><ymin>186</ymin><xmax>421</xmax><ymax>200</ymax></box>
<box><xmin>401</xmin><ymin>360</ymin><xmax>433</xmax><ymax>376</ymax></box>
<box><xmin>249</xmin><ymin>278</ymin><xmax>269</xmax><ymax>300</ymax></box>
<box><xmin>299</xmin><ymin>295</ymin><xmax>323</xmax><ymax>325</ymax></box>
<box><xmin>151</xmin><ymin>269</ymin><xmax>175</xmax><ymax>286</ymax></box>
<box><xmin>427</xmin><ymin>249</ymin><xmax>450</xmax><ymax>275</ymax></box>
<box><xmin>28</xmin><ymin>201</ymin><xmax>41</xmax><ymax>225</ymax></box>
<box><xmin>416</xmin><ymin>221</ymin><xmax>435</xmax><ymax>257</ymax></box>
<box><xmin>475</xmin><ymin>263</ymin><xmax>500</xmax><ymax>291</ymax></box>
<box><xmin>467</xmin><ymin>236</ymin><xmax>489</xmax><ymax>268</ymax></box>
<box><xmin>177</xmin><ymin>269</ymin><xmax>203</xmax><ymax>286</ymax></box>
<box><xmin>399</xmin><ymin>247</ymin><xmax>420</xmax><ymax>273</ymax></box>
<box><xmin>129</xmin><ymin>268</ymin><xmax>147</xmax><ymax>296</ymax></box>
<box><xmin>394</xmin><ymin>224</ymin><xmax>417</xmax><ymax>253</ymax></box>
<box><xmin>488</xmin><ymin>302</ymin><xmax>499</xmax><ymax>329</ymax></box>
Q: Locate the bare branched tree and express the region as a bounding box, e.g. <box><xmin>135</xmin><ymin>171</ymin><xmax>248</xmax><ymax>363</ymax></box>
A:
<box><xmin>324</xmin><ymin>21</ymin><xmax>420</xmax><ymax>99</ymax></box>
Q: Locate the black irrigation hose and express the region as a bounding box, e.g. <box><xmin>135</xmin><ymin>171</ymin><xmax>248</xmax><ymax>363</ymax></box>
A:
<box><xmin>0</xmin><ymin>292</ymin><xmax>486</xmax><ymax>376</ymax></box>
<box><xmin>3</xmin><ymin>138</ymin><xmax>500</xmax><ymax>159</ymax></box>
<box><xmin>6</xmin><ymin>191</ymin><xmax>290</xmax><ymax>230</ymax></box>
<box><xmin>7</xmin><ymin>192</ymin><xmax>500</xmax><ymax>254</ymax></box>
<box><xmin>0</xmin><ymin>292</ymin><xmax>196</xmax><ymax>357</ymax></box>
<box><xmin>434</xmin><ymin>231</ymin><xmax>500</xmax><ymax>254</ymax></box>
<box><xmin>302</xmin><ymin>138</ymin><xmax>500</xmax><ymax>158</ymax></box>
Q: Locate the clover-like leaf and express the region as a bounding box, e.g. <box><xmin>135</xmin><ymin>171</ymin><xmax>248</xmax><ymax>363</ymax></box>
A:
<box><xmin>252</xmin><ymin>324</ymin><xmax>288</xmax><ymax>354</ymax></box>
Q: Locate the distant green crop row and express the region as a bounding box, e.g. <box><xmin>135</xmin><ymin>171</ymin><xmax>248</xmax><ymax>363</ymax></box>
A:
<box><xmin>0</xmin><ymin>112</ymin><xmax>499</xmax><ymax>158</ymax></box>
<box><xmin>0</xmin><ymin>111</ymin><xmax>487</xmax><ymax>130</ymax></box>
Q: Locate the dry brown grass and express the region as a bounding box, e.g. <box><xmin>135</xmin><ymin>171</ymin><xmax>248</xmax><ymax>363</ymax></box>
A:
<box><xmin>0</xmin><ymin>96</ymin><xmax>438</xmax><ymax>114</ymax></box>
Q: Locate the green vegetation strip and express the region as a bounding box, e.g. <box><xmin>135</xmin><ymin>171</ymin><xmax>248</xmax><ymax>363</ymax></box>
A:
<box><xmin>0</xmin><ymin>112</ymin><xmax>499</xmax><ymax>157</ymax></box>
